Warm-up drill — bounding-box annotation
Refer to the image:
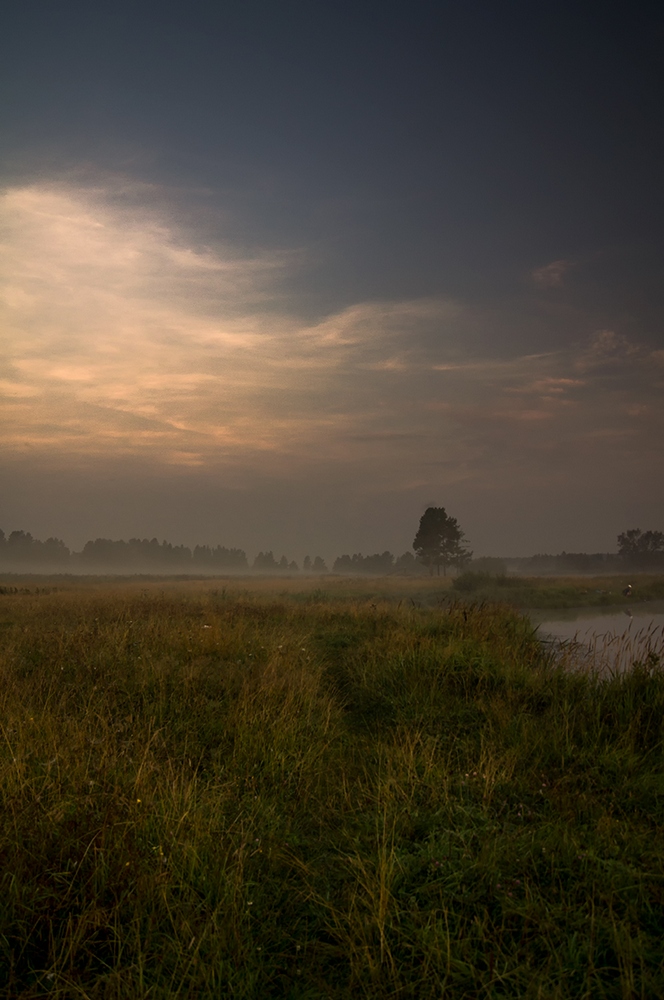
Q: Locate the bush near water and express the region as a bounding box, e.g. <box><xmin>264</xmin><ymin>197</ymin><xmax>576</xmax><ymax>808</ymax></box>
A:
<box><xmin>0</xmin><ymin>579</ymin><xmax>663</xmax><ymax>998</ymax></box>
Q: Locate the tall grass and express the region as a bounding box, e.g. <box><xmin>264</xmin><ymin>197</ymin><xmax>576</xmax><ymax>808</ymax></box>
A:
<box><xmin>0</xmin><ymin>582</ymin><xmax>662</xmax><ymax>997</ymax></box>
<box><xmin>553</xmin><ymin>619</ymin><xmax>664</xmax><ymax>678</ymax></box>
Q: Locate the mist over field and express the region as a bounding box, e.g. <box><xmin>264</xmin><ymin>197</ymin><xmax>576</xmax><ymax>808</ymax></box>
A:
<box><xmin>1</xmin><ymin>521</ymin><xmax>663</xmax><ymax>581</ymax></box>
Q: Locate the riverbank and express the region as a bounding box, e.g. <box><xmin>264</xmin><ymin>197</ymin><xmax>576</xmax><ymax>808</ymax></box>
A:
<box><xmin>453</xmin><ymin>572</ymin><xmax>664</xmax><ymax>609</ymax></box>
<box><xmin>0</xmin><ymin>581</ymin><xmax>662</xmax><ymax>997</ymax></box>
<box><xmin>4</xmin><ymin>570</ymin><xmax>664</xmax><ymax>610</ymax></box>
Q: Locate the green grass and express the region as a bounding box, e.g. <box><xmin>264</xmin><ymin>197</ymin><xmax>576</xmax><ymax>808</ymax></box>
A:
<box><xmin>0</xmin><ymin>580</ymin><xmax>663</xmax><ymax>998</ymax></box>
<box><xmin>453</xmin><ymin>572</ymin><xmax>664</xmax><ymax>609</ymax></box>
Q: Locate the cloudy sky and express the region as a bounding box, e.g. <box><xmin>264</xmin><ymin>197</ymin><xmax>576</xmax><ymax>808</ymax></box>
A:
<box><xmin>2</xmin><ymin>1</ymin><xmax>663</xmax><ymax>559</ymax></box>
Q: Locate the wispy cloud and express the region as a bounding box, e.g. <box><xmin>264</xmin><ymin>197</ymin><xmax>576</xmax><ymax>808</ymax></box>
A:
<box><xmin>574</xmin><ymin>329</ymin><xmax>641</xmax><ymax>371</ymax></box>
<box><xmin>1</xmin><ymin>179</ymin><xmax>662</xmax><ymax>511</ymax></box>
<box><xmin>0</xmin><ymin>181</ymin><xmax>460</xmax><ymax>468</ymax></box>
<box><xmin>531</xmin><ymin>258</ymin><xmax>572</xmax><ymax>288</ymax></box>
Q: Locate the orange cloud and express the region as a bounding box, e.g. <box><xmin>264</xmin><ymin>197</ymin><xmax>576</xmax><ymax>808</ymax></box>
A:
<box><xmin>1</xmin><ymin>178</ymin><xmax>662</xmax><ymax>505</ymax></box>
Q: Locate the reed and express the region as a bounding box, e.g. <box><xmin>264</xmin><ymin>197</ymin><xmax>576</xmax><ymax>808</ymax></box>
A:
<box><xmin>555</xmin><ymin>617</ymin><xmax>664</xmax><ymax>677</ymax></box>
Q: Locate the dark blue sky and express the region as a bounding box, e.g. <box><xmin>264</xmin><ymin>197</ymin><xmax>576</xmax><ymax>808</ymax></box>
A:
<box><xmin>2</xmin><ymin>1</ymin><xmax>663</xmax><ymax>556</ymax></box>
<box><xmin>5</xmin><ymin>1</ymin><xmax>664</xmax><ymax>299</ymax></box>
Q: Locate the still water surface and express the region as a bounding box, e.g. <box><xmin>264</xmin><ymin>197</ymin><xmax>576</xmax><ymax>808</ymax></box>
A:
<box><xmin>529</xmin><ymin>600</ymin><xmax>664</xmax><ymax>673</ymax></box>
<box><xmin>531</xmin><ymin>600</ymin><xmax>664</xmax><ymax>643</ymax></box>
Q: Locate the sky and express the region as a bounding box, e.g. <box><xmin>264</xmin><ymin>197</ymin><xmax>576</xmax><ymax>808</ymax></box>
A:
<box><xmin>1</xmin><ymin>0</ymin><xmax>663</xmax><ymax>560</ymax></box>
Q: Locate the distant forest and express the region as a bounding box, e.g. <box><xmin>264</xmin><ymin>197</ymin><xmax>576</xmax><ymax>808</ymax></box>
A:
<box><xmin>0</xmin><ymin>530</ymin><xmax>420</xmax><ymax>575</ymax></box>
<box><xmin>1</xmin><ymin>529</ymin><xmax>662</xmax><ymax>575</ymax></box>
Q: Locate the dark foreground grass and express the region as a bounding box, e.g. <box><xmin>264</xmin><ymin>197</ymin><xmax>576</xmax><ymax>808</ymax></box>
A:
<box><xmin>0</xmin><ymin>582</ymin><xmax>663</xmax><ymax>998</ymax></box>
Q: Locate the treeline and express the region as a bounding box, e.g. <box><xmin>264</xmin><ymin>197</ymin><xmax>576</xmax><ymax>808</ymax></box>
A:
<box><xmin>0</xmin><ymin>531</ymin><xmax>333</xmax><ymax>575</ymax></box>
<box><xmin>0</xmin><ymin>529</ymin><xmax>424</xmax><ymax>576</ymax></box>
<box><xmin>505</xmin><ymin>552</ymin><xmax>622</xmax><ymax>575</ymax></box>
<box><xmin>3</xmin><ymin>527</ymin><xmax>663</xmax><ymax>576</ymax></box>
<box><xmin>505</xmin><ymin>550</ymin><xmax>664</xmax><ymax>576</ymax></box>
<box><xmin>0</xmin><ymin>531</ymin><xmax>249</xmax><ymax>572</ymax></box>
<box><xmin>0</xmin><ymin>531</ymin><xmax>71</xmax><ymax>567</ymax></box>
<box><xmin>253</xmin><ymin>552</ymin><xmax>329</xmax><ymax>573</ymax></box>
<box><xmin>332</xmin><ymin>551</ymin><xmax>420</xmax><ymax>574</ymax></box>
<box><xmin>81</xmin><ymin>538</ymin><xmax>248</xmax><ymax>570</ymax></box>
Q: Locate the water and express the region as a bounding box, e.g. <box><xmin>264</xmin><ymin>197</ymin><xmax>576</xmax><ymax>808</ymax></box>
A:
<box><xmin>530</xmin><ymin>600</ymin><xmax>664</xmax><ymax>674</ymax></box>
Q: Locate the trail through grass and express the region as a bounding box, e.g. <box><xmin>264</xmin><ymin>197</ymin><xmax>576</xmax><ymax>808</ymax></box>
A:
<box><xmin>0</xmin><ymin>581</ymin><xmax>662</xmax><ymax>997</ymax></box>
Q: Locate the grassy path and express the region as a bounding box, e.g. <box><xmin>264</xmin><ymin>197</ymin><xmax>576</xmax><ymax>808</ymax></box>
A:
<box><xmin>0</xmin><ymin>582</ymin><xmax>662</xmax><ymax>997</ymax></box>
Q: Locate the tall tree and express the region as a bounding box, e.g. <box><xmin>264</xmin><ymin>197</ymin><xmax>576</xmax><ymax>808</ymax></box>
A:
<box><xmin>413</xmin><ymin>507</ymin><xmax>471</xmax><ymax>576</ymax></box>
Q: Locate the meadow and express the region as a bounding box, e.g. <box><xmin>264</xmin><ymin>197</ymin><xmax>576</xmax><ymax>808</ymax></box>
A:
<box><xmin>0</xmin><ymin>577</ymin><xmax>663</xmax><ymax>998</ymax></box>
<box><xmin>452</xmin><ymin>572</ymin><xmax>664</xmax><ymax>609</ymax></box>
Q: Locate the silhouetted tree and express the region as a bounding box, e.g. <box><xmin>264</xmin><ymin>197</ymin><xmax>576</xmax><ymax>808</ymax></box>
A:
<box><xmin>394</xmin><ymin>551</ymin><xmax>422</xmax><ymax>574</ymax></box>
<box><xmin>413</xmin><ymin>507</ymin><xmax>471</xmax><ymax>576</ymax></box>
<box><xmin>617</xmin><ymin>529</ymin><xmax>664</xmax><ymax>566</ymax></box>
<box><xmin>303</xmin><ymin>556</ymin><xmax>312</xmax><ymax>572</ymax></box>
<box><xmin>0</xmin><ymin>530</ymin><xmax>70</xmax><ymax>567</ymax></box>
<box><xmin>8</xmin><ymin>530</ymin><xmax>34</xmax><ymax>554</ymax></box>
<box><xmin>194</xmin><ymin>544</ymin><xmax>247</xmax><ymax>569</ymax></box>
<box><xmin>333</xmin><ymin>552</ymin><xmax>395</xmax><ymax>574</ymax></box>
<box><xmin>39</xmin><ymin>537</ymin><xmax>71</xmax><ymax>565</ymax></box>
<box><xmin>312</xmin><ymin>556</ymin><xmax>328</xmax><ymax>573</ymax></box>
<box><xmin>81</xmin><ymin>537</ymin><xmax>192</xmax><ymax>568</ymax></box>
<box><xmin>253</xmin><ymin>551</ymin><xmax>279</xmax><ymax>571</ymax></box>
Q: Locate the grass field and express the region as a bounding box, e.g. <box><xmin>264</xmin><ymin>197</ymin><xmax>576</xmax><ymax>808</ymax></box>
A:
<box><xmin>3</xmin><ymin>570</ymin><xmax>664</xmax><ymax>610</ymax></box>
<box><xmin>0</xmin><ymin>578</ymin><xmax>663</xmax><ymax>998</ymax></box>
<box><xmin>452</xmin><ymin>572</ymin><xmax>664</xmax><ymax>609</ymax></box>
